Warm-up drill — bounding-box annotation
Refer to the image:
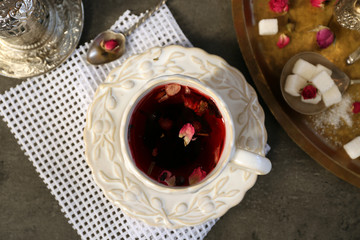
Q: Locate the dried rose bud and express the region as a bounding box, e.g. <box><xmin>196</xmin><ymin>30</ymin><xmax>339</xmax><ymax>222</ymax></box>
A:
<box><xmin>310</xmin><ymin>0</ymin><xmax>327</xmax><ymax>8</ymax></box>
<box><xmin>277</xmin><ymin>33</ymin><xmax>290</xmax><ymax>48</ymax></box>
<box><xmin>101</xmin><ymin>39</ymin><xmax>120</xmax><ymax>52</ymax></box>
<box><xmin>301</xmin><ymin>85</ymin><xmax>318</xmax><ymax>99</ymax></box>
<box><xmin>268</xmin><ymin>0</ymin><xmax>289</xmax><ymax>13</ymax></box>
<box><xmin>179</xmin><ymin>123</ymin><xmax>195</xmax><ymax>146</ymax></box>
<box><xmin>352</xmin><ymin>102</ymin><xmax>360</xmax><ymax>114</ymax></box>
<box><xmin>188</xmin><ymin>167</ymin><xmax>207</xmax><ymax>185</ymax></box>
<box><xmin>316</xmin><ymin>26</ymin><xmax>335</xmax><ymax>49</ymax></box>
<box><xmin>184</xmin><ymin>97</ymin><xmax>198</xmax><ymax>111</ymax></box>
<box><xmin>158</xmin><ymin>170</ymin><xmax>176</xmax><ymax>186</ymax></box>
<box><xmin>155</xmin><ymin>89</ymin><xmax>169</xmax><ymax>103</ymax></box>
<box><xmin>165</xmin><ymin>84</ymin><xmax>181</xmax><ymax>96</ymax></box>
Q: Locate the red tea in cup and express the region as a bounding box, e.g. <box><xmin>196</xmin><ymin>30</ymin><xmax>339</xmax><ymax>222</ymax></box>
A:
<box><xmin>128</xmin><ymin>83</ymin><xmax>226</xmax><ymax>187</ymax></box>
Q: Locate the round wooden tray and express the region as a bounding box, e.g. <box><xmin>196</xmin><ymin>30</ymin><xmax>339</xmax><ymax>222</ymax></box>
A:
<box><xmin>232</xmin><ymin>0</ymin><xmax>360</xmax><ymax>188</ymax></box>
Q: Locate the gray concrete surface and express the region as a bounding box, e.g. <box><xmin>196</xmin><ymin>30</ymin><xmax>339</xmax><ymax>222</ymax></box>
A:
<box><xmin>1</xmin><ymin>0</ymin><xmax>360</xmax><ymax>239</ymax></box>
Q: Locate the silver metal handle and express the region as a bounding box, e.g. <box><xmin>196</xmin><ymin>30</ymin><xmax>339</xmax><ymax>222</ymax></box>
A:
<box><xmin>355</xmin><ymin>0</ymin><xmax>360</xmax><ymax>13</ymax></box>
<box><xmin>124</xmin><ymin>0</ymin><xmax>167</xmax><ymax>36</ymax></box>
<box><xmin>347</xmin><ymin>46</ymin><xmax>360</xmax><ymax>65</ymax></box>
<box><xmin>351</xmin><ymin>79</ymin><xmax>360</xmax><ymax>84</ymax></box>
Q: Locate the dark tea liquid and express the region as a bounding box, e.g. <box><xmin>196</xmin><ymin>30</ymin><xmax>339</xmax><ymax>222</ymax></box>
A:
<box><xmin>128</xmin><ymin>83</ymin><xmax>226</xmax><ymax>186</ymax></box>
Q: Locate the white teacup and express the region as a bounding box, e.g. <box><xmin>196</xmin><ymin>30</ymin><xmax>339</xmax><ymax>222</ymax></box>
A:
<box><xmin>85</xmin><ymin>46</ymin><xmax>271</xmax><ymax>228</ymax></box>
<box><xmin>120</xmin><ymin>74</ymin><xmax>271</xmax><ymax>191</ymax></box>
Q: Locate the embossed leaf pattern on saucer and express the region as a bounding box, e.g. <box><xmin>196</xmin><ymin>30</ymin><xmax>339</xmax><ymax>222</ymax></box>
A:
<box><xmin>84</xmin><ymin>45</ymin><xmax>267</xmax><ymax>228</ymax></box>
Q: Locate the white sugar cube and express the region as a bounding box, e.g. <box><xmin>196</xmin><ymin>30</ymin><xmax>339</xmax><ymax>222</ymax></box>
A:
<box><xmin>313</xmin><ymin>64</ymin><xmax>332</xmax><ymax>78</ymax></box>
<box><xmin>311</xmin><ymin>71</ymin><xmax>334</xmax><ymax>93</ymax></box>
<box><xmin>344</xmin><ymin>136</ymin><xmax>360</xmax><ymax>159</ymax></box>
<box><xmin>292</xmin><ymin>59</ymin><xmax>317</xmax><ymax>80</ymax></box>
<box><xmin>322</xmin><ymin>85</ymin><xmax>342</xmax><ymax>107</ymax></box>
<box><xmin>284</xmin><ymin>74</ymin><xmax>307</xmax><ymax>97</ymax></box>
<box><xmin>258</xmin><ymin>19</ymin><xmax>278</xmax><ymax>35</ymax></box>
<box><xmin>301</xmin><ymin>92</ymin><xmax>321</xmax><ymax>104</ymax></box>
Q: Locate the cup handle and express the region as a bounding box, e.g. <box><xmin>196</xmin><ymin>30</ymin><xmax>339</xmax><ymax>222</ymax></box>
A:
<box><xmin>230</xmin><ymin>149</ymin><xmax>272</xmax><ymax>175</ymax></box>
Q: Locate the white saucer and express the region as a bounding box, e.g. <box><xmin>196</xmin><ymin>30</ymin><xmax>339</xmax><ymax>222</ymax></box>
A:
<box><xmin>84</xmin><ymin>45</ymin><xmax>267</xmax><ymax>228</ymax></box>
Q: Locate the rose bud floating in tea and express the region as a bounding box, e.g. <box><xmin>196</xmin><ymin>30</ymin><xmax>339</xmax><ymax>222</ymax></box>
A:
<box><xmin>128</xmin><ymin>83</ymin><xmax>226</xmax><ymax>187</ymax></box>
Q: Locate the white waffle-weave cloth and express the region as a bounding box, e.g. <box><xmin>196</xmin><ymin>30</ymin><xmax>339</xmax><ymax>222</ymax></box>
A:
<box><xmin>0</xmin><ymin>4</ymin><xmax>221</xmax><ymax>240</ymax></box>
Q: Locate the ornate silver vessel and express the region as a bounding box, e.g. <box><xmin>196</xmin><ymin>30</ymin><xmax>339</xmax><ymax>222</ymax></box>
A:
<box><xmin>335</xmin><ymin>0</ymin><xmax>360</xmax><ymax>30</ymax></box>
<box><xmin>0</xmin><ymin>0</ymin><xmax>83</xmax><ymax>78</ymax></box>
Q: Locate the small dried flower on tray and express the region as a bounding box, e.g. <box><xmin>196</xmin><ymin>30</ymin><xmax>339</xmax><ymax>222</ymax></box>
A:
<box><xmin>277</xmin><ymin>33</ymin><xmax>290</xmax><ymax>49</ymax></box>
<box><xmin>268</xmin><ymin>0</ymin><xmax>289</xmax><ymax>13</ymax></box>
<box><xmin>352</xmin><ymin>102</ymin><xmax>360</xmax><ymax>114</ymax></box>
<box><xmin>316</xmin><ymin>26</ymin><xmax>335</xmax><ymax>49</ymax></box>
